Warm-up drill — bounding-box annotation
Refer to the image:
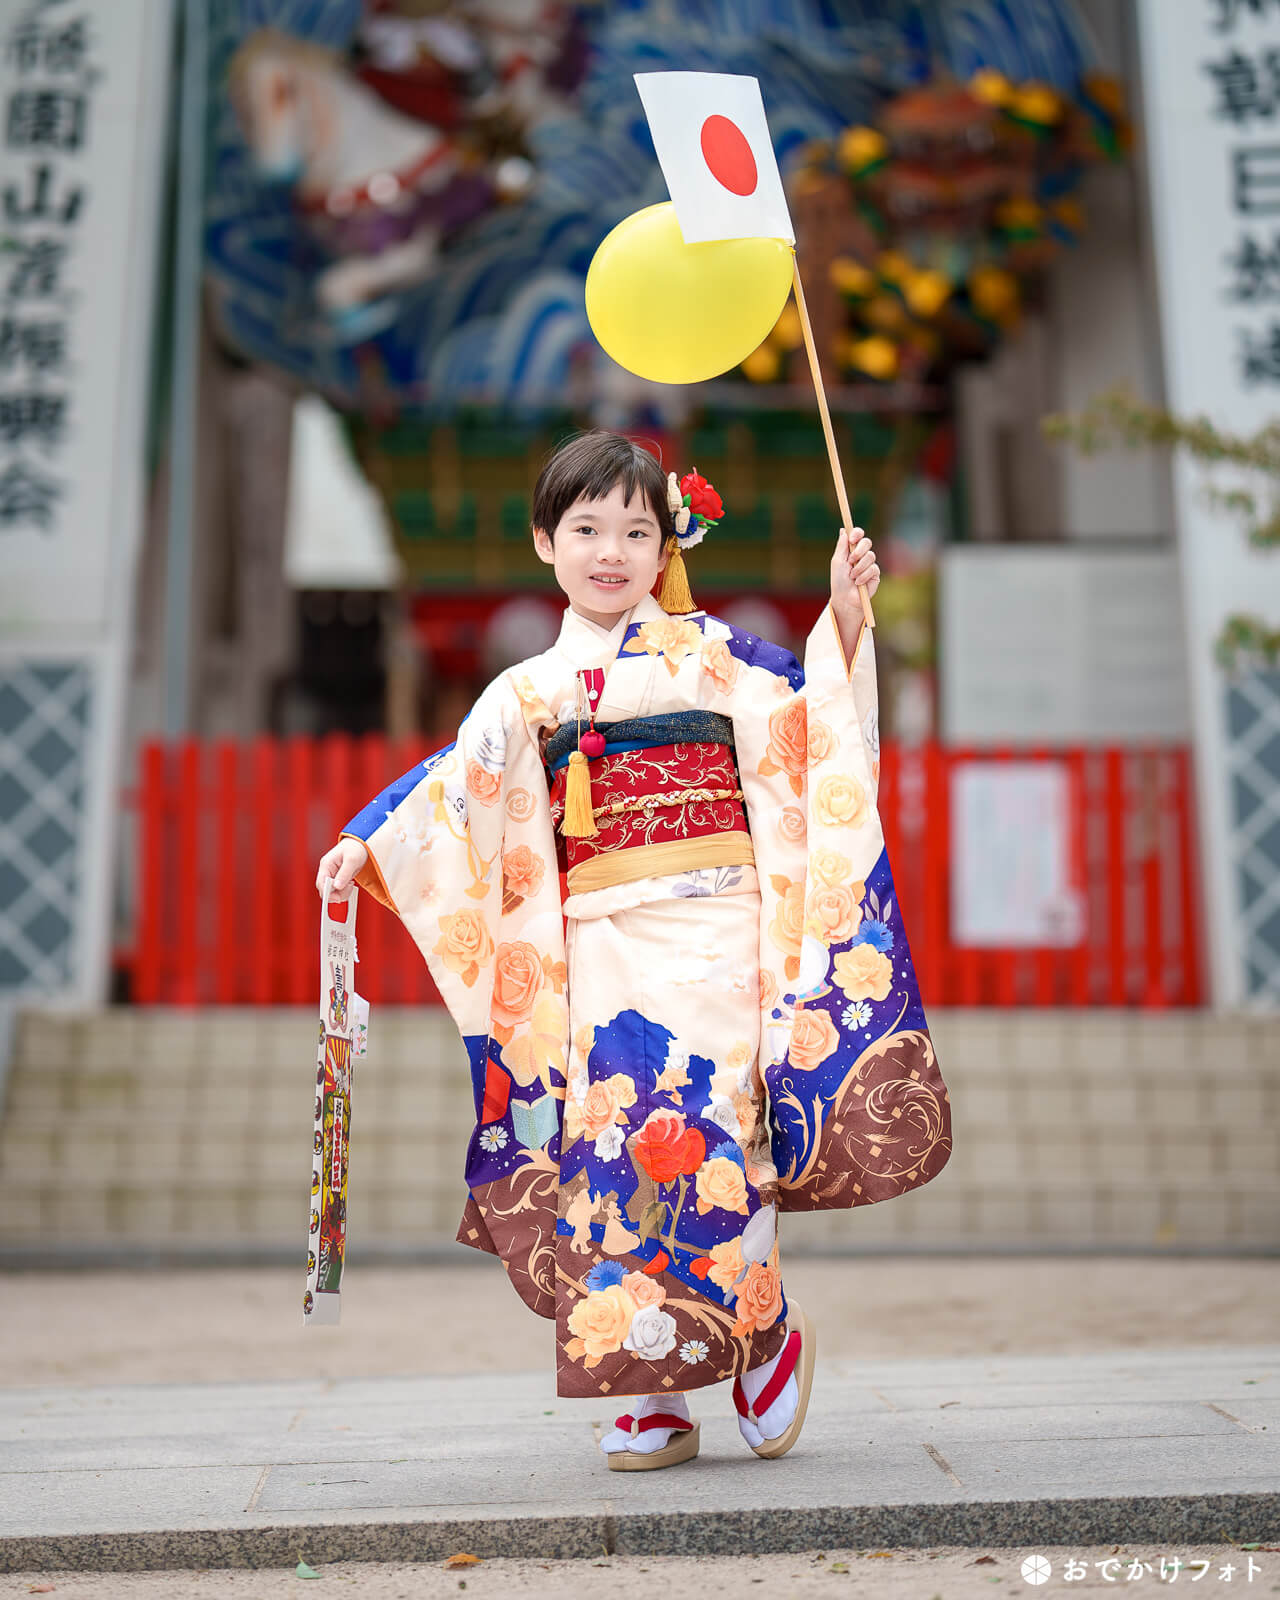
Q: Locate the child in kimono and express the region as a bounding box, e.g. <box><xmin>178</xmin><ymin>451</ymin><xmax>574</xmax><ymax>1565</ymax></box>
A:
<box><xmin>317</xmin><ymin>430</ymin><xmax>949</xmax><ymax>1471</ymax></box>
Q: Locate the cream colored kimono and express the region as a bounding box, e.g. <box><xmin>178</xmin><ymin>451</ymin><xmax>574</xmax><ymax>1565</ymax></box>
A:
<box><xmin>345</xmin><ymin>589</ymin><xmax>950</xmax><ymax>1397</ymax></box>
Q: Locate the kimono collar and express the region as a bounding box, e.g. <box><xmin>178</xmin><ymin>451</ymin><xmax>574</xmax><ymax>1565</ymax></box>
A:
<box><xmin>552</xmin><ymin>589</ymin><xmax>670</xmax><ymax>666</ymax></box>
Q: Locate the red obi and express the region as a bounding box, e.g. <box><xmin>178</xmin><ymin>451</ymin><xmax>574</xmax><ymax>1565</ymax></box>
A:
<box><xmin>547</xmin><ymin>739</ymin><xmax>755</xmax><ymax>894</ymax></box>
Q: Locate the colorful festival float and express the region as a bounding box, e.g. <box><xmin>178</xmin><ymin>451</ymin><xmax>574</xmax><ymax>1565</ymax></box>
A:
<box><xmin>204</xmin><ymin>1</ymin><xmax>1127</xmax><ymax>736</ymax></box>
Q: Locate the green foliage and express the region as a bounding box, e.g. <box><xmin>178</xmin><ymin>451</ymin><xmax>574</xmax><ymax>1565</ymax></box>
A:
<box><xmin>1042</xmin><ymin>382</ymin><xmax>1280</xmax><ymax>548</ymax></box>
<box><xmin>1215</xmin><ymin>615</ymin><xmax>1280</xmax><ymax>671</ymax></box>
<box><xmin>1042</xmin><ymin>382</ymin><xmax>1279</xmax><ymax>670</ymax></box>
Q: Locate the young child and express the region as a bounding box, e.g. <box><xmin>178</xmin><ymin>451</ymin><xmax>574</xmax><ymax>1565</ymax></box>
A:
<box><xmin>316</xmin><ymin>429</ymin><xmax>949</xmax><ymax>1471</ymax></box>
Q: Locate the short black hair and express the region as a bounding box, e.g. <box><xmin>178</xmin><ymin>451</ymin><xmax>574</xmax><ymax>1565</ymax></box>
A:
<box><xmin>532</xmin><ymin>430</ymin><xmax>674</xmax><ymax>545</ymax></box>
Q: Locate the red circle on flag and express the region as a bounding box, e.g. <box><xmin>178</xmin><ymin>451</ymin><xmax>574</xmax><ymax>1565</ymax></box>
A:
<box><xmin>700</xmin><ymin>114</ymin><xmax>758</xmax><ymax>197</ymax></box>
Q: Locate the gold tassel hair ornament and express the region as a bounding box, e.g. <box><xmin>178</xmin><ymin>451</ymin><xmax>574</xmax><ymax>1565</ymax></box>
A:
<box><xmin>657</xmin><ymin>469</ymin><xmax>723</xmax><ymax>615</ymax></box>
<box><xmin>657</xmin><ymin>534</ymin><xmax>695</xmax><ymax>613</ymax></box>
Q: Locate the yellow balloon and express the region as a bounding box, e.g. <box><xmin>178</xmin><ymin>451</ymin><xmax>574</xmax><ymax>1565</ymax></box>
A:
<box><xmin>586</xmin><ymin>202</ymin><xmax>794</xmax><ymax>385</ymax></box>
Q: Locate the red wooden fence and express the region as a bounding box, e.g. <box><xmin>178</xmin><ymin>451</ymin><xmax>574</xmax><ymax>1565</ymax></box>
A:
<box><xmin>122</xmin><ymin>736</ymin><xmax>1203</xmax><ymax>1008</ymax></box>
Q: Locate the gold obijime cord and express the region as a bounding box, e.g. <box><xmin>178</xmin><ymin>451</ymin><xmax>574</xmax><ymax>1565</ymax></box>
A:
<box><xmin>590</xmin><ymin>786</ymin><xmax>744</xmax><ymax>820</ymax></box>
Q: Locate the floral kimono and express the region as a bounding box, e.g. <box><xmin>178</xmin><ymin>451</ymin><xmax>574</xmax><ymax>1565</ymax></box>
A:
<box><xmin>343</xmin><ymin>588</ymin><xmax>950</xmax><ymax>1399</ymax></box>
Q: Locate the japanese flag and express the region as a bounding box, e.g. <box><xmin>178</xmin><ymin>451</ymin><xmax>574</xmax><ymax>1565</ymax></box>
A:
<box><xmin>634</xmin><ymin>71</ymin><xmax>795</xmax><ymax>246</ymax></box>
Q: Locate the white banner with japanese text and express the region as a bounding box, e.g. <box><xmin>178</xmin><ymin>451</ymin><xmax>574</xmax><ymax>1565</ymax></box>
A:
<box><xmin>0</xmin><ymin>1</ymin><xmax>172</xmax><ymax>1006</ymax></box>
<box><xmin>1136</xmin><ymin>0</ymin><xmax>1280</xmax><ymax>1009</ymax></box>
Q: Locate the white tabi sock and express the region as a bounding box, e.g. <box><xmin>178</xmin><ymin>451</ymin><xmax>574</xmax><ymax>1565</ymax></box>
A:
<box><xmin>736</xmin><ymin>1337</ymin><xmax>799</xmax><ymax>1449</ymax></box>
<box><xmin>598</xmin><ymin>1389</ymin><xmax>691</xmax><ymax>1456</ymax></box>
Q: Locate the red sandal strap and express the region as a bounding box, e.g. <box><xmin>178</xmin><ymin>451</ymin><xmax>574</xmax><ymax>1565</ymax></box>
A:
<box><xmin>732</xmin><ymin>1328</ymin><xmax>802</xmax><ymax>1422</ymax></box>
<box><xmin>614</xmin><ymin>1410</ymin><xmax>694</xmax><ymax>1436</ymax></box>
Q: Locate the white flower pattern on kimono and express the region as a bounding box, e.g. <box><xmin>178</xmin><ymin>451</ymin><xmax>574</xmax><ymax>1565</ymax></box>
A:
<box><xmin>842</xmin><ymin>1000</ymin><xmax>872</xmax><ymax>1030</ymax></box>
<box><xmin>672</xmin><ymin>865</ymin><xmax>748</xmax><ymax>899</ymax></box>
<box><xmin>679</xmin><ymin>1339</ymin><xmax>711</xmax><ymax>1364</ymax></box>
<box><xmin>472</xmin><ymin>723</ymin><xmax>507</xmax><ymax>773</ymax></box>
<box><xmin>593</xmin><ymin>1124</ymin><xmax>625</xmax><ymax>1161</ymax></box>
<box><xmin>862</xmin><ymin>701</ymin><xmax>879</xmax><ymax>758</ymax></box>
<box><xmin>623</xmin><ymin>1304</ymin><xmax>679</xmax><ymax>1360</ymax></box>
<box><xmin>706</xmin><ymin>1095</ymin><xmax>739</xmax><ymax>1136</ymax></box>
<box><xmin>653</xmin><ymin>1040</ymin><xmax>692</xmax><ymax>1101</ymax></box>
<box><xmin>479</xmin><ymin>1126</ymin><xmax>508</xmax><ymax>1152</ymax></box>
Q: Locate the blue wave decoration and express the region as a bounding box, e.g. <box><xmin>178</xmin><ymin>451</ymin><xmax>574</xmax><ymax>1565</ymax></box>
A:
<box><xmin>204</xmin><ymin>0</ymin><xmax>1098</xmax><ymax>410</ymax></box>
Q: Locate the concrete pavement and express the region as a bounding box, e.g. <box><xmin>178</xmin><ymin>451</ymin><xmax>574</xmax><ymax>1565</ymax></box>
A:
<box><xmin>1</xmin><ymin>1345</ymin><xmax>1277</xmax><ymax>1572</ymax></box>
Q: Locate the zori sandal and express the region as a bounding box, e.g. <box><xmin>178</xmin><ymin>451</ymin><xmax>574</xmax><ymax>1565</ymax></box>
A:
<box><xmin>732</xmin><ymin>1297</ymin><xmax>816</xmax><ymax>1460</ymax></box>
<box><xmin>605</xmin><ymin>1410</ymin><xmax>700</xmax><ymax>1471</ymax></box>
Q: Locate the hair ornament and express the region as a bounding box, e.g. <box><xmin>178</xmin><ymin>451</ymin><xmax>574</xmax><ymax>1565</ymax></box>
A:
<box><xmin>657</xmin><ymin>468</ymin><xmax>724</xmax><ymax>613</ymax></box>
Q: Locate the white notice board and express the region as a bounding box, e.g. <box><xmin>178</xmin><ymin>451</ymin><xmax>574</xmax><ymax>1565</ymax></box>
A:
<box><xmin>950</xmin><ymin>761</ymin><xmax>1085</xmax><ymax>948</ymax></box>
<box><xmin>940</xmin><ymin>547</ymin><xmax>1190</xmax><ymax>744</ymax></box>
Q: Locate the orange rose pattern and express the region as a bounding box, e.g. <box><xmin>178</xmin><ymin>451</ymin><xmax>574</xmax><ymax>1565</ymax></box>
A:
<box><xmin>768</xmin><ymin>878</ymin><xmax>805</xmax><ymax>978</ymax></box>
<box><xmin>807</xmin><ymin>716</ymin><xmax>837</xmax><ymax>766</ymax></box>
<box><xmin>621</xmin><ymin>1271</ymin><xmax>667</xmax><ymax>1308</ymax></box>
<box><xmin>788</xmin><ymin>1006</ymin><xmax>841</xmax><ymax>1072</ymax></box>
<box><xmin>566</xmin><ymin>1284</ymin><xmax>633</xmax><ymax>1359</ymax></box>
<box><xmin>564</xmin><ymin>1072</ymin><xmax>637</xmax><ymax>1145</ymax></box>
<box><xmin>490</xmin><ymin>941</ymin><xmax>544</xmax><ymax>1029</ymax></box>
<box><xmin>731</xmin><ymin>1251</ymin><xmax>784</xmax><ymax>1336</ymax></box>
<box><xmin>777</xmin><ymin>805</ymin><xmax>806</xmax><ymax>845</ymax></box>
<box><xmin>833</xmin><ymin>943</ymin><xmax>893</xmax><ymax>1002</ymax></box>
<box><xmin>502</xmin><ymin>843</ymin><xmax>545</xmax><ymax>901</ymax></box>
<box><xmin>812</xmin><ymin>847</ymin><xmax>857</xmax><ymax>889</ymax></box>
<box><xmin>757</xmin><ymin>698</ymin><xmax>809</xmax><ymax>798</ymax></box>
<box><xmin>805</xmin><ymin>884</ymin><xmax>861</xmax><ymax>945</ymax></box>
<box><xmin>694</xmin><ymin>1155</ymin><xmax>750</xmax><ymax>1215</ymax></box>
<box><xmin>700</xmin><ymin>637</ymin><xmax>741</xmax><ymax>694</ymax></box>
<box><xmin>432</xmin><ymin>908</ymin><xmax>494</xmax><ymax>987</ymax></box>
<box><xmin>465</xmin><ymin>761</ymin><xmax>502</xmax><ymax>806</ymax></box>
<box><xmin>707</xmin><ymin>1237</ymin><xmax>746</xmax><ymax>1295</ymax></box>
<box><xmin>505</xmin><ymin>786</ymin><xmax>536</xmax><ymax>822</ymax></box>
<box><xmin>814</xmin><ymin>771</ymin><xmax>868</xmax><ymax>830</ymax></box>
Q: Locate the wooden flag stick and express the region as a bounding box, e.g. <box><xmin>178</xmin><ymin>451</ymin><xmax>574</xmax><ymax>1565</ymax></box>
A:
<box><xmin>790</xmin><ymin>254</ymin><xmax>876</xmax><ymax>629</ymax></box>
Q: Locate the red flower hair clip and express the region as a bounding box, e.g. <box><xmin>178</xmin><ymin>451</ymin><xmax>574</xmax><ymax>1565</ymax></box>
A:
<box><xmin>666</xmin><ymin>469</ymin><xmax>725</xmax><ymax>550</ymax></box>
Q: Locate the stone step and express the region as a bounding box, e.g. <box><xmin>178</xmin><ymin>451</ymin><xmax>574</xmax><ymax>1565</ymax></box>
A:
<box><xmin>4</xmin><ymin>1007</ymin><xmax>1278</xmax><ymax>1253</ymax></box>
<box><xmin>3</xmin><ymin>1181</ymin><xmax>468</xmax><ymax>1241</ymax></box>
<box><xmin>790</xmin><ymin>1179</ymin><xmax>1280</xmax><ymax>1251</ymax></box>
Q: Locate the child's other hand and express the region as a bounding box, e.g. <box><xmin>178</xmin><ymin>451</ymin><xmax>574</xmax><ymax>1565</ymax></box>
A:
<box><xmin>316</xmin><ymin>838</ymin><xmax>369</xmax><ymax>900</ymax></box>
<box><xmin>830</xmin><ymin>527</ymin><xmax>880</xmax><ymax>616</ymax></box>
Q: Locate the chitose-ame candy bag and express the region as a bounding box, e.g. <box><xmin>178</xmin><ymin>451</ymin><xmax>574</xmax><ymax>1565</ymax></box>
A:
<box><xmin>304</xmin><ymin>881</ymin><xmax>368</xmax><ymax>1326</ymax></box>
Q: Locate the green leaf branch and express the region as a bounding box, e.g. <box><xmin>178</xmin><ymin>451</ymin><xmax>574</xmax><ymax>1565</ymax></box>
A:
<box><xmin>1041</xmin><ymin>382</ymin><xmax>1280</xmax><ymax>669</ymax></box>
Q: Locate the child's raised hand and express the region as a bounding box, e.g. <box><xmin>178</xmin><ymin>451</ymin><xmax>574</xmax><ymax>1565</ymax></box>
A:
<box><xmin>830</xmin><ymin>527</ymin><xmax>880</xmax><ymax>618</ymax></box>
<box><xmin>316</xmin><ymin>837</ymin><xmax>369</xmax><ymax>901</ymax></box>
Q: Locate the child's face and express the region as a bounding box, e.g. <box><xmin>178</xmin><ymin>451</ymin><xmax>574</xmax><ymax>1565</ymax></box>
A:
<box><xmin>532</xmin><ymin>479</ymin><xmax>669</xmax><ymax>628</ymax></box>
